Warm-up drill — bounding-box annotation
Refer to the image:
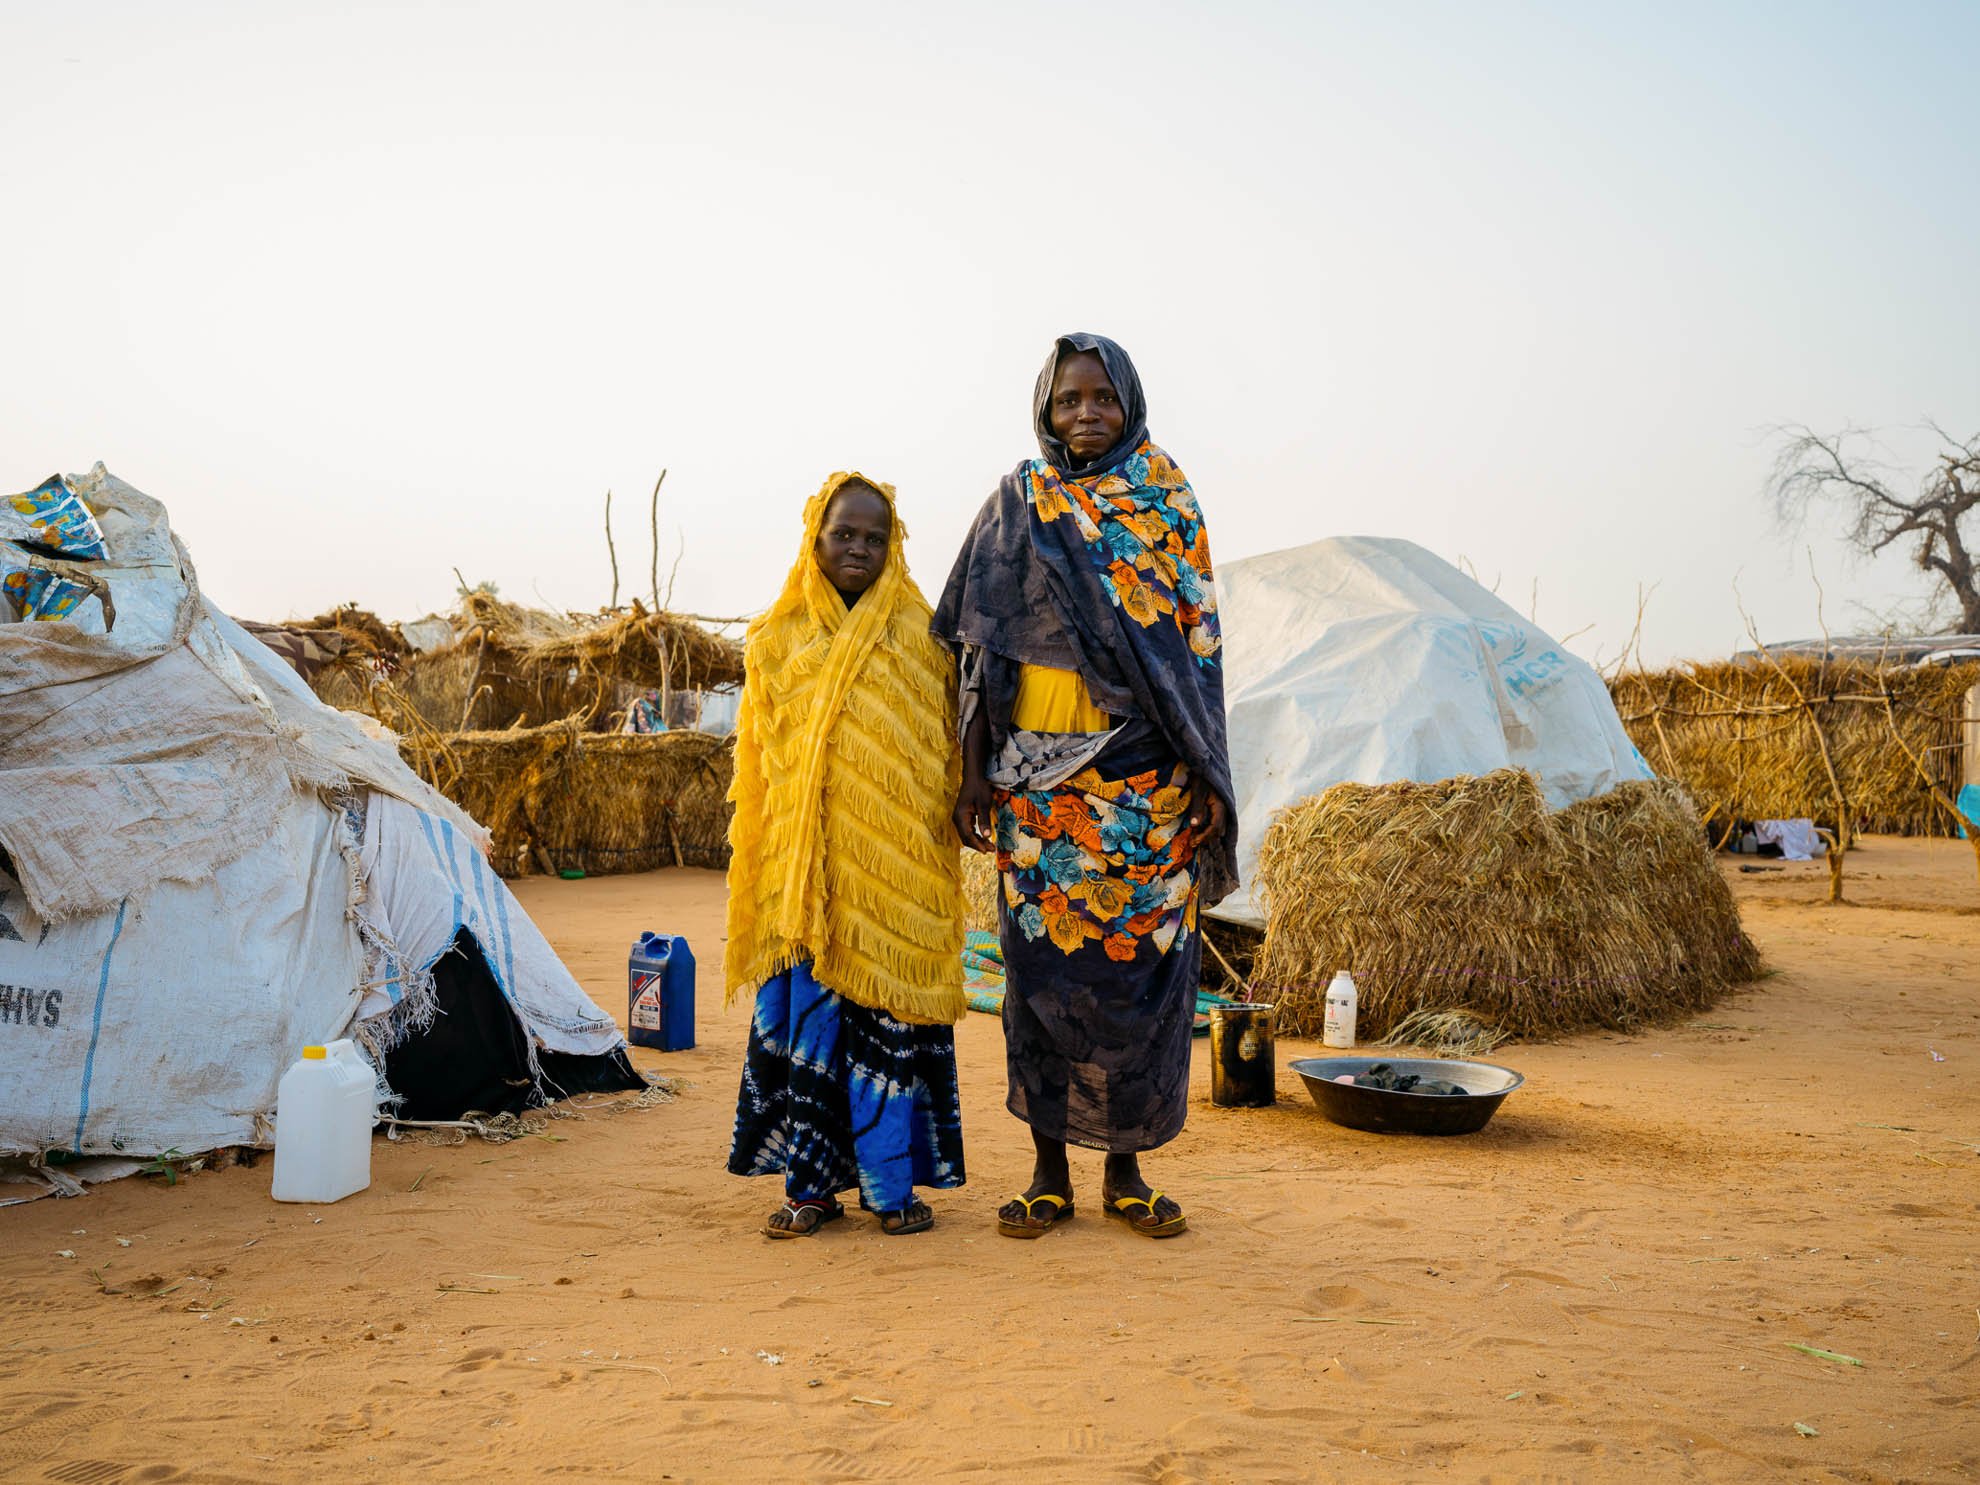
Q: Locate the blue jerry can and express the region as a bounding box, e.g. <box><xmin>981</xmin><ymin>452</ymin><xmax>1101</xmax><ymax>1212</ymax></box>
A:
<box><xmin>628</xmin><ymin>932</ymin><xmax>696</xmax><ymax>1051</ymax></box>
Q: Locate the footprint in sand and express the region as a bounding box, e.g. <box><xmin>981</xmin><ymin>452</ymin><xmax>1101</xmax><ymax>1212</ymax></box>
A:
<box><xmin>1497</xmin><ymin>1267</ymin><xmax>1579</xmax><ymax>1288</ymax></box>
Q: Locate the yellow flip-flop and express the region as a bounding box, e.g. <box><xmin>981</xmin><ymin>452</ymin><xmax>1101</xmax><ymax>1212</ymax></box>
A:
<box><xmin>996</xmin><ymin>1192</ymin><xmax>1075</xmax><ymax>1239</ymax></box>
<box><xmin>1105</xmin><ymin>1191</ymin><xmax>1188</xmax><ymax>1238</ymax></box>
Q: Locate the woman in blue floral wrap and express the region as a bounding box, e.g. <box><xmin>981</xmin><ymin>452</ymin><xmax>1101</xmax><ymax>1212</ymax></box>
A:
<box><xmin>934</xmin><ymin>333</ymin><xmax>1235</xmax><ymax>1240</ymax></box>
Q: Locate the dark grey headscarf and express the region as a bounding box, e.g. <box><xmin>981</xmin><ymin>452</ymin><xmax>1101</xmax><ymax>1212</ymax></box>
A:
<box><xmin>1031</xmin><ymin>332</ymin><xmax>1149</xmax><ymax>479</ymax></box>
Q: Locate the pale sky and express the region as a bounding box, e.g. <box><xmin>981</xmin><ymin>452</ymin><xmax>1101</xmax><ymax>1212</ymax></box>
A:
<box><xmin>5</xmin><ymin>1</ymin><xmax>1976</xmax><ymax>665</ymax></box>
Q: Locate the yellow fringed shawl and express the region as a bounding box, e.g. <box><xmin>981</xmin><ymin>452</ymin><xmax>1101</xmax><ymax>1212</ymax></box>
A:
<box><xmin>722</xmin><ymin>471</ymin><xmax>964</xmax><ymax>1025</ymax></box>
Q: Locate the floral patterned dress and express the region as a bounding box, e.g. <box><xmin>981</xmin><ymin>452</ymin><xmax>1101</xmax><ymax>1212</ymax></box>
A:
<box><xmin>988</xmin><ymin>445</ymin><xmax>1224</xmax><ymax>1152</ymax></box>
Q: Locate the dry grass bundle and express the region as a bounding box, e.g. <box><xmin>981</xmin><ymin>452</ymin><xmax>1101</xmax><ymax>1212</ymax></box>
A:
<box><xmin>1378</xmin><ymin>1008</ymin><xmax>1509</xmax><ymax>1058</ymax></box>
<box><xmin>397</xmin><ymin>725</ymin><xmax>736</xmax><ymax>877</ymax></box>
<box><xmin>297</xmin><ymin>604</ymin><xmax>405</xmax><ymax>657</ymax></box>
<box><xmin>1254</xmin><ymin>770</ymin><xmax>1764</xmax><ymax>1041</ymax></box>
<box><xmin>1609</xmin><ymin>658</ymin><xmax>1980</xmax><ymax>839</ymax></box>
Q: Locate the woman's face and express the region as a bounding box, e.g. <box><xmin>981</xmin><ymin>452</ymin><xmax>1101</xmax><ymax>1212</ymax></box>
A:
<box><xmin>813</xmin><ymin>480</ymin><xmax>892</xmax><ymax>602</ymax></box>
<box><xmin>1048</xmin><ymin>350</ymin><xmax>1126</xmax><ymax>464</ymax></box>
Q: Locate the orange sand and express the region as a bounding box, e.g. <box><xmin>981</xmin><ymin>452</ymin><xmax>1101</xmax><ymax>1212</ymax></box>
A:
<box><xmin>3</xmin><ymin>839</ymin><xmax>1976</xmax><ymax>1482</ymax></box>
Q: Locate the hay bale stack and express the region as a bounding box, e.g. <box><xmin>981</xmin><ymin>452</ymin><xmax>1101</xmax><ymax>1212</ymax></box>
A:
<box><xmin>1254</xmin><ymin>770</ymin><xmax>1763</xmax><ymax>1041</ymax></box>
<box><xmin>398</xmin><ymin>725</ymin><xmax>736</xmax><ymax>877</ymax></box>
<box><xmin>1609</xmin><ymin>658</ymin><xmax>1980</xmax><ymax>838</ymax></box>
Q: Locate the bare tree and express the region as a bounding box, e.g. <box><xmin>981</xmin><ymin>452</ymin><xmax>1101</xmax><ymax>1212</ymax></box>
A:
<box><xmin>1766</xmin><ymin>423</ymin><xmax>1980</xmax><ymax>634</ymax></box>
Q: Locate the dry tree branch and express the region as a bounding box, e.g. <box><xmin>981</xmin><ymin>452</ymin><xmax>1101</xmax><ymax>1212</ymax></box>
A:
<box><xmin>648</xmin><ymin>468</ymin><xmax>668</xmax><ymax>611</ymax></box>
<box><xmin>604</xmin><ymin>489</ymin><xmax>619</xmax><ymax>610</ymax></box>
<box><xmin>664</xmin><ymin>523</ymin><xmax>686</xmax><ymax>611</ymax></box>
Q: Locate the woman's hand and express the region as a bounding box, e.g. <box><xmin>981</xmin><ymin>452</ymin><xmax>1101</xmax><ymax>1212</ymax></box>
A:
<box><xmin>1186</xmin><ymin>785</ymin><xmax>1228</xmax><ymax>850</ymax></box>
<box><xmin>954</xmin><ymin>774</ymin><xmax>996</xmax><ymax>853</ymax></box>
<box><xmin>954</xmin><ymin>704</ymin><xmax>995</xmax><ymax>852</ymax></box>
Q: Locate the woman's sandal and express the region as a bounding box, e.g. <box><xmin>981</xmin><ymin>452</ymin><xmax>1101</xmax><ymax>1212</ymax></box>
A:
<box><xmin>764</xmin><ymin>1198</ymin><xmax>844</xmax><ymax>1239</ymax></box>
<box><xmin>996</xmin><ymin>1192</ymin><xmax>1076</xmax><ymax>1239</ymax></box>
<box><xmin>1104</xmin><ymin>1191</ymin><xmax>1188</xmax><ymax>1239</ymax></box>
<box><xmin>879</xmin><ymin>1199</ymin><xmax>934</xmax><ymax>1236</ymax></box>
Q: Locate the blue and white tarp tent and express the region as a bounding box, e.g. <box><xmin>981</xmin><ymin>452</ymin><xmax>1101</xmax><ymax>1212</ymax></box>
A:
<box><xmin>0</xmin><ymin>466</ymin><xmax>627</xmax><ymax>1160</ymax></box>
<box><xmin>1210</xmin><ymin>536</ymin><xmax>1653</xmax><ymax>927</ymax></box>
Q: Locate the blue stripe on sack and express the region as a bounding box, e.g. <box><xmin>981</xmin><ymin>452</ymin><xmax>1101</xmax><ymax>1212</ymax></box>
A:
<box><xmin>437</xmin><ymin>816</ymin><xmax>476</xmax><ymax>937</ymax></box>
<box><xmin>462</xmin><ymin>830</ymin><xmax>496</xmax><ymax>958</ymax></box>
<box><xmin>416</xmin><ymin>809</ymin><xmax>464</xmax><ymax>936</ymax></box>
<box><xmin>72</xmin><ymin>900</ymin><xmax>129</xmax><ymax>1153</ymax></box>
<box><xmin>483</xmin><ymin>847</ymin><xmax>518</xmax><ymax>995</ymax></box>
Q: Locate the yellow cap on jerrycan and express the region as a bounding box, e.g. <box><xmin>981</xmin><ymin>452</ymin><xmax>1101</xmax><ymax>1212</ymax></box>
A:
<box><xmin>302</xmin><ymin>1046</ymin><xmax>326</xmax><ymax>1059</ymax></box>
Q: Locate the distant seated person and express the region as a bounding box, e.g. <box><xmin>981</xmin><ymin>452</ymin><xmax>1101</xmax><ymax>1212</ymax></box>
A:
<box><xmin>623</xmin><ymin>688</ymin><xmax>669</xmax><ymax>734</ymax></box>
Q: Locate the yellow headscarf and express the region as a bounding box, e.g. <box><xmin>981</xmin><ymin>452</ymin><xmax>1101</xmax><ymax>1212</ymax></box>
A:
<box><xmin>723</xmin><ymin>472</ymin><xmax>964</xmax><ymax>1024</ymax></box>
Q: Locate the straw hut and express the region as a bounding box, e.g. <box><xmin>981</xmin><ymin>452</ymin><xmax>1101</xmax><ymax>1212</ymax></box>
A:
<box><xmin>314</xmin><ymin>592</ymin><xmax>744</xmax><ymax>736</ymax></box>
<box><xmin>1252</xmin><ymin>771</ymin><xmax>1762</xmax><ymax>1041</ymax></box>
<box><xmin>259</xmin><ymin>595</ymin><xmax>748</xmax><ymax>879</ymax></box>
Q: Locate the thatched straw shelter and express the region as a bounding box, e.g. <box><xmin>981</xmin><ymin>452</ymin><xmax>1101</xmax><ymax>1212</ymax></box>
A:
<box><xmin>1608</xmin><ymin>657</ymin><xmax>1980</xmax><ymax>841</ymax></box>
<box><xmin>312</xmin><ymin>593</ymin><xmax>745</xmax><ymax>736</ymax></box>
<box><xmin>254</xmin><ymin>596</ymin><xmax>749</xmax><ymax>879</ymax></box>
<box><xmin>1252</xmin><ymin>770</ymin><xmax>1764</xmax><ymax>1041</ymax></box>
<box><xmin>396</xmin><ymin>724</ymin><xmax>735</xmax><ymax>877</ymax></box>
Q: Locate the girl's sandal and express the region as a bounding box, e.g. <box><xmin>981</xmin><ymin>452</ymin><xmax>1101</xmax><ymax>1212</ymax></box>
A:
<box><xmin>996</xmin><ymin>1192</ymin><xmax>1075</xmax><ymax>1239</ymax></box>
<box><xmin>879</xmin><ymin>1199</ymin><xmax>934</xmax><ymax>1236</ymax></box>
<box><xmin>764</xmin><ymin>1198</ymin><xmax>844</xmax><ymax>1239</ymax></box>
<box><xmin>1104</xmin><ymin>1191</ymin><xmax>1188</xmax><ymax>1238</ymax></box>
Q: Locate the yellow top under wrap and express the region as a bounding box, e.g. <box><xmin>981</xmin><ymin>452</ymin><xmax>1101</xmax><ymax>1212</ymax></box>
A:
<box><xmin>722</xmin><ymin>472</ymin><xmax>965</xmax><ymax>1026</ymax></box>
<box><xmin>1012</xmin><ymin>663</ymin><xmax>1114</xmax><ymax>734</ymax></box>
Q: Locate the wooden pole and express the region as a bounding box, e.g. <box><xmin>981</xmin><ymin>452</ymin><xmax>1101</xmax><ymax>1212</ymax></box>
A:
<box><xmin>604</xmin><ymin>490</ymin><xmax>619</xmax><ymax>609</ymax></box>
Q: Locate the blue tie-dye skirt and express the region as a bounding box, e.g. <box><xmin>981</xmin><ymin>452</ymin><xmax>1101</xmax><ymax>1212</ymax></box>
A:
<box><xmin>727</xmin><ymin>961</ymin><xmax>966</xmax><ymax>1213</ymax></box>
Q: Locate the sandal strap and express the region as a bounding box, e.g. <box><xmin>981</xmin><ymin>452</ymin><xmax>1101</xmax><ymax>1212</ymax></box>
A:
<box><xmin>1014</xmin><ymin>1193</ymin><xmax>1069</xmax><ymax>1215</ymax></box>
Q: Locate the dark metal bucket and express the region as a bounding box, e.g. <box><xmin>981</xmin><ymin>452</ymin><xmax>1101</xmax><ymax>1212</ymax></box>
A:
<box><xmin>1208</xmin><ymin>1003</ymin><xmax>1277</xmax><ymax>1107</ymax></box>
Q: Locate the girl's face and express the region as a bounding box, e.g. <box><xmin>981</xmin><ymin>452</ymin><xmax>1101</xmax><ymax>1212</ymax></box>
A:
<box><xmin>1048</xmin><ymin>350</ymin><xmax>1126</xmax><ymax>463</ymax></box>
<box><xmin>814</xmin><ymin>481</ymin><xmax>892</xmax><ymax>603</ymax></box>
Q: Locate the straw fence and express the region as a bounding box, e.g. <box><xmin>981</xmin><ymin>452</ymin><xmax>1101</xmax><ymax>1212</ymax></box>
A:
<box><xmin>1607</xmin><ymin>658</ymin><xmax>1980</xmax><ymax>843</ymax></box>
<box><xmin>392</xmin><ymin>724</ymin><xmax>736</xmax><ymax>878</ymax></box>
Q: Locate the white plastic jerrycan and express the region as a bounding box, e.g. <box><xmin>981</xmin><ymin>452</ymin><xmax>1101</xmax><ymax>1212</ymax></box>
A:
<box><xmin>271</xmin><ymin>1039</ymin><xmax>376</xmax><ymax>1203</ymax></box>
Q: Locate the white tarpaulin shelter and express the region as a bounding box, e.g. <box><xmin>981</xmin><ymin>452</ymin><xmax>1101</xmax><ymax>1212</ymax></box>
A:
<box><xmin>0</xmin><ymin>466</ymin><xmax>627</xmax><ymax>1160</ymax></box>
<box><xmin>1212</xmin><ymin>535</ymin><xmax>1653</xmax><ymax>926</ymax></box>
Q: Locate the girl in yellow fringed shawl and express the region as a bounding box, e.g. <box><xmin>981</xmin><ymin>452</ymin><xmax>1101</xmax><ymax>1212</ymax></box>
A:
<box><xmin>725</xmin><ymin>472</ymin><xmax>966</xmax><ymax>1238</ymax></box>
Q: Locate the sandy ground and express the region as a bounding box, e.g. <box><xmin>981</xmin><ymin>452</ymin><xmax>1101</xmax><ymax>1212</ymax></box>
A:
<box><xmin>2</xmin><ymin>839</ymin><xmax>1976</xmax><ymax>1484</ymax></box>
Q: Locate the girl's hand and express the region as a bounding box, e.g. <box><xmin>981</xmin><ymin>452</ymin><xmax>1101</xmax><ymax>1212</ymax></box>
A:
<box><xmin>1186</xmin><ymin>786</ymin><xmax>1228</xmax><ymax>850</ymax></box>
<box><xmin>954</xmin><ymin>774</ymin><xmax>996</xmax><ymax>853</ymax></box>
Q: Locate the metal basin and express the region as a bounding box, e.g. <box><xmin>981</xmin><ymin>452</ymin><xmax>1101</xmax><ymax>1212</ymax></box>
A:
<box><xmin>1290</xmin><ymin>1056</ymin><xmax>1524</xmax><ymax>1136</ymax></box>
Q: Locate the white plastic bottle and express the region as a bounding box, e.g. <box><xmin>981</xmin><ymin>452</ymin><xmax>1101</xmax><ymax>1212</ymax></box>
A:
<box><xmin>271</xmin><ymin>1040</ymin><xmax>376</xmax><ymax>1203</ymax></box>
<box><xmin>1323</xmin><ymin>971</ymin><xmax>1358</xmax><ymax>1049</ymax></box>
